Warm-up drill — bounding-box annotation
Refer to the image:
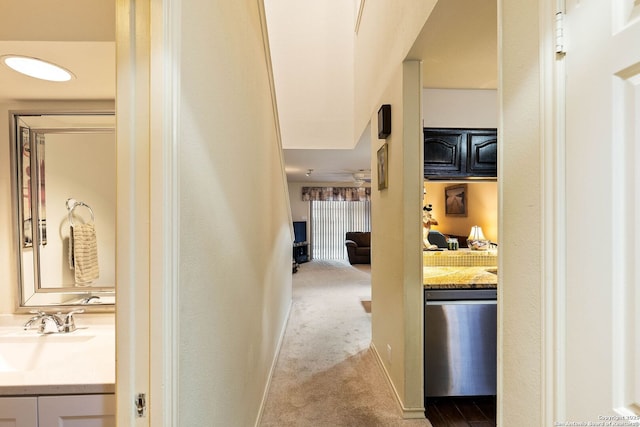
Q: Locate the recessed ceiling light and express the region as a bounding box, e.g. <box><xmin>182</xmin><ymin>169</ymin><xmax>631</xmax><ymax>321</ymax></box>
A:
<box><xmin>1</xmin><ymin>55</ymin><xmax>74</xmax><ymax>82</ymax></box>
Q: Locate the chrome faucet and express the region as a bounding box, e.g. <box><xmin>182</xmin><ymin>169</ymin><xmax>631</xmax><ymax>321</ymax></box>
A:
<box><xmin>23</xmin><ymin>309</ymin><xmax>85</xmax><ymax>334</ymax></box>
<box><xmin>62</xmin><ymin>309</ymin><xmax>85</xmax><ymax>332</ymax></box>
<box><xmin>40</xmin><ymin>313</ymin><xmax>64</xmax><ymax>334</ymax></box>
<box><xmin>80</xmin><ymin>295</ymin><xmax>100</xmax><ymax>304</ymax></box>
<box><xmin>23</xmin><ymin>311</ymin><xmax>46</xmax><ymax>330</ymax></box>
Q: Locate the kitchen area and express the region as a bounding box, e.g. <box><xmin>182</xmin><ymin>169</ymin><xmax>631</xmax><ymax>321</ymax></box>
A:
<box><xmin>421</xmin><ymin>115</ymin><xmax>498</xmax><ymax>423</ymax></box>
<box><xmin>423</xmin><ymin>249</ymin><xmax>497</xmax><ymax>398</ymax></box>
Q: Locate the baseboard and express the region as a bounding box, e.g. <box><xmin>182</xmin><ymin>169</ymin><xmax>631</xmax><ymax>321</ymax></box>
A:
<box><xmin>254</xmin><ymin>299</ymin><xmax>293</xmax><ymax>427</ymax></box>
<box><xmin>370</xmin><ymin>343</ymin><xmax>426</xmax><ymax>420</ymax></box>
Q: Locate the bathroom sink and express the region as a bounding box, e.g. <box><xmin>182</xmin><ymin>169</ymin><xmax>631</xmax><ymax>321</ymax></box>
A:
<box><xmin>0</xmin><ymin>330</ymin><xmax>96</xmax><ymax>373</ymax></box>
<box><xmin>0</xmin><ymin>345</ymin><xmax>40</xmax><ymax>372</ymax></box>
<box><xmin>0</xmin><ymin>332</ymin><xmax>95</xmax><ymax>343</ymax></box>
<box><xmin>0</xmin><ymin>322</ymin><xmax>115</xmax><ymax>387</ymax></box>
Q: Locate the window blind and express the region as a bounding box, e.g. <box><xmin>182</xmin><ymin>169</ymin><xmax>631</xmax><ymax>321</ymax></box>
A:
<box><xmin>311</xmin><ymin>201</ymin><xmax>371</xmax><ymax>260</ymax></box>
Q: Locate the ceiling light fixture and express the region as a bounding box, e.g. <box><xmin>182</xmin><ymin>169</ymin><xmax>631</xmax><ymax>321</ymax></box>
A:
<box><xmin>1</xmin><ymin>55</ymin><xmax>74</xmax><ymax>82</ymax></box>
<box><xmin>305</xmin><ymin>169</ymin><xmax>313</xmax><ymax>177</ymax></box>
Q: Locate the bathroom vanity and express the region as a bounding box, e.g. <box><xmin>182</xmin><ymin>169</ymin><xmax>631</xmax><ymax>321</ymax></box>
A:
<box><xmin>0</xmin><ymin>315</ymin><xmax>115</xmax><ymax>426</ymax></box>
<box><xmin>1</xmin><ymin>110</ymin><xmax>117</xmax><ymax>426</ymax></box>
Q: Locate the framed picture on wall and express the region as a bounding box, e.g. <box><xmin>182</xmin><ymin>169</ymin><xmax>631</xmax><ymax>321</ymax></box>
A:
<box><xmin>377</xmin><ymin>143</ymin><xmax>388</xmax><ymax>190</ymax></box>
<box><xmin>445</xmin><ymin>184</ymin><xmax>467</xmax><ymax>216</ymax></box>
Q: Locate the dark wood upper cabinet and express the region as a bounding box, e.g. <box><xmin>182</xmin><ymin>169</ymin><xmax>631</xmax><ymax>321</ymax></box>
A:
<box><xmin>424</xmin><ymin>128</ymin><xmax>497</xmax><ymax>178</ymax></box>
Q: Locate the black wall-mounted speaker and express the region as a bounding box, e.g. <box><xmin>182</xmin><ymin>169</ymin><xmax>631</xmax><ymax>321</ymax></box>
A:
<box><xmin>378</xmin><ymin>104</ymin><xmax>391</xmax><ymax>139</ymax></box>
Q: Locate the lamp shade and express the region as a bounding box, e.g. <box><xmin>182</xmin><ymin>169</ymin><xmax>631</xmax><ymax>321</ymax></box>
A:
<box><xmin>468</xmin><ymin>226</ymin><xmax>486</xmax><ymax>241</ymax></box>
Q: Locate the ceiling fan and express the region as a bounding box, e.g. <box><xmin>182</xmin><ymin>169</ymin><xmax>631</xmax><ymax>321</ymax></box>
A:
<box><xmin>352</xmin><ymin>170</ymin><xmax>372</xmax><ymax>186</ymax></box>
<box><xmin>318</xmin><ymin>168</ymin><xmax>371</xmax><ymax>185</ymax></box>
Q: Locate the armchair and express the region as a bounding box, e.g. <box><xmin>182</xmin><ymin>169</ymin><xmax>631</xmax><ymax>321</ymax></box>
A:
<box><xmin>345</xmin><ymin>231</ymin><xmax>371</xmax><ymax>264</ymax></box>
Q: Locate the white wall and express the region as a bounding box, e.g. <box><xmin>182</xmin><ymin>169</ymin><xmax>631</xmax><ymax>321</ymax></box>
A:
<box><xmin>423</xmin><ymin>88</ymin><xmax>497</xmax><ymax>128</ymax></box>
<box><xmin>175</xmin><ymin>1</ymin><xmax>293</xmax><ymax>425</ymax></box>
<box><xmin>0</xmin><ymin>100</ymin><xmax>114</xmax><ymax>314</ymax></box>
<box><xmin>40</xmin><ymin>133</ymin><xmax>116</xmax><ymax>288</ymax></box>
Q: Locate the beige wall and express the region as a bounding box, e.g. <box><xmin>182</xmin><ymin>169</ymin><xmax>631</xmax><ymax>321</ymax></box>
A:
<box><xmin>175</xmin><ymin>0</ymin><xmax>292</xmax><ymax>425</ymax></box>
<box><xmin>356</xmin><ymin>1</ymin><xmax>438</xmax><ymax>417</ymax></box>
<box><xmin>424</xmin><ymin>181</ymin><xmax>498</xmax><ymax>244</ymax></box>
<box><xmin>354</xmin><ymin>0</ymin><xmax>437</xmax><ymax>142</ymax></box>
<box><xmin>371</xmin><ymin>63</ymin><xmax>407</xmax><ymax>408</ymax></box>
<box><xmin>499</xmin><ymin>0</ymin><xmax>543</xmax><ymax>425</ymax></box>
<box><xmin>370</xmin><ymin>60</ymin><xmax>424</xmax><ymax>416</ymax></box>
<box><xmin>288</xmin><ymin>182</ymin><xmax>311</xmax><ymax>223</ymax></box>
<box><xmin>423</xmin><ymin>88</ymin><xmax>497</xmax><ymax>128</ymax></box>
<box><xmin>0</xmin><ymin>100</ymin><xmax>114</xmax><ymax>314</ymax></box>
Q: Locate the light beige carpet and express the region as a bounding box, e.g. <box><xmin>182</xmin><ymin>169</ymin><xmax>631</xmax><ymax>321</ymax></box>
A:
<box><xmin>259</xmin><ymin>259</ymin><xmax>431</xmax><ymax>427</ymax></box>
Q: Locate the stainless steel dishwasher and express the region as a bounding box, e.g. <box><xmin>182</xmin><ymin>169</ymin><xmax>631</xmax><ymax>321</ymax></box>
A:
<box><xmin>424</xmin><ymin>288</ymin><xmax>497</xmax><ymax>398</ymax></box>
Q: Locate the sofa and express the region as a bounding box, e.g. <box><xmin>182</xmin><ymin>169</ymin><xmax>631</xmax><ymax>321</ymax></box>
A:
<box><xmin>345</xmin><ymin>231</ymin><xmax>371</xmax><ymax>264</ymax></box>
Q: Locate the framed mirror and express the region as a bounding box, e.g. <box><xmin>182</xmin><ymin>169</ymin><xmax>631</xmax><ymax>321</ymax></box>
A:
<box><xmin>10</xmin><ymin>111</ymin><xmax>116</xmax><ymax>311</ymax></box>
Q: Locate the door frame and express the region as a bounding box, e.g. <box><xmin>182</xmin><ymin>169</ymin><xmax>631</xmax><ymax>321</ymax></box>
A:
<box><xmin>116</xmin><ymin>0</ymin><xmax>181</xmax><ymax>424</ymax></box>
<box><xmin>497</xmin><ymin>0</ymin><xmax>561</xmax><ymax>425</ymax></box>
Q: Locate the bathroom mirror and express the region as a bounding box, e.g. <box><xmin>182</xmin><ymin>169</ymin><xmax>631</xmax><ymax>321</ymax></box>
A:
<box><xmin>10</xmin><ymin>112</ymin><xmax>116</xmax><ymax>310</ymax></box>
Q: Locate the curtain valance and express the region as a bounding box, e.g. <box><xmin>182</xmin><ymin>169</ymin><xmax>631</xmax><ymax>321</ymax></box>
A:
<box><xmin>301</xmin><ymin>187</ymin><xmax>371</xmax><ymax>202</ymax></box>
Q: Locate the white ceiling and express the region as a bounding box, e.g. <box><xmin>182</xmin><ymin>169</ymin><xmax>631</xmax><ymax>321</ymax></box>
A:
<box><xmin>407</xmin><ymin>0</ymin><xmax>498</xmax><ymax>90</ymax></box>
<box><xmin>265</xmin><ymin>0</ymin><xmax>356</xmax><ymax>151</ymax></box>
<box><xmin>0</xmin><ymin>0</ymin><xmax>115</xmax><ymax>103</ymax></box>
<box><xmin>283</xmin><ymin>122</ymin><xmax>372</xmax><ymax>184</ymax></box>
<box><xmin>0</xmin><ymin>0</ymin><xmax>496</xmax><ymax>184</ymax></box>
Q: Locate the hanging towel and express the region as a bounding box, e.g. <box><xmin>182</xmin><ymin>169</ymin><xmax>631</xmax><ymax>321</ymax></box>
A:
<box><xmin>69</xmin><ymin>222</ymin><xmax>100</xmax><ymax>285</ymax></box>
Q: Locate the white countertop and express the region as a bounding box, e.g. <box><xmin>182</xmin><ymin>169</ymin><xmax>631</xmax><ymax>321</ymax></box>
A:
<box><xmin>0</xmin><ymin>315</ymin><xmax>115</xmax><ymax>395</ymax></box>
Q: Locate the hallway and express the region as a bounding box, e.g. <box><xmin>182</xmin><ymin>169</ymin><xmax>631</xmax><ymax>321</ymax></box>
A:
<box><xmin>259</xmin><ymin>260</ymin><xmax>431</xmax><ymax>426</ymax></box>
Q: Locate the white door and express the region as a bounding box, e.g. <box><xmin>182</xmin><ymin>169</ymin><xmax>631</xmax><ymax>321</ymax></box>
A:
<box><xmin>115</xmin><ymin>0</ymin><xmax>152</xmax><ymax>425</ymax></box>
<box><xmin>563</xmin><ymin>0</ymin><xmax>640</xmax><ymax>421</ymax></box>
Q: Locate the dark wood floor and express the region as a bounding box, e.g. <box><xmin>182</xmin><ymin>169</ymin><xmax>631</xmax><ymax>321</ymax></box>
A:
<box><xmin>425</xmin><ymin>396</ymin><xmax>496</xmax><ymax>427</ymax></box>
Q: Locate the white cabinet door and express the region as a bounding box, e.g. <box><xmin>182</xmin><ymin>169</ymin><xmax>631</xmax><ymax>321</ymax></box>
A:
<box><xmin>38</xmin><ymin>394</ymin><xmax>115</xmax><ymax>427</ymax></box>
<box><xmin>0</xmin><ymin>397</ymin><xmax>38</xmax><ymax>427</ymax></box>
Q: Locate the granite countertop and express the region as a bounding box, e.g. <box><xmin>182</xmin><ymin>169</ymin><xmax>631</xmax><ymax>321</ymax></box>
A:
<box><xmin>423</xmin><ymin>266</ymin><xmax>497</xmax><ymax>289</ymax></box>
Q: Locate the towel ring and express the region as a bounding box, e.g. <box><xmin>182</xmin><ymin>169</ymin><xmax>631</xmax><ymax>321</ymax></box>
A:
<box><xmin>66</xmin><ymin>198</ymin><xmax>95</xmax><ymax>227</ymax></box>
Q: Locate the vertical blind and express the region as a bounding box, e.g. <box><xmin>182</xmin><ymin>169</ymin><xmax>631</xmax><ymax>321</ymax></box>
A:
<box><xmin>311</xmin><ymin>201</ymin><xmax>371</xmax><ymax>260</ymax></box>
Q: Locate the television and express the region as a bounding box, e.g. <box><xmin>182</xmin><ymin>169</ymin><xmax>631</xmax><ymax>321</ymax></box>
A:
<box><xmin>293</xmin><ymin>221</ymin><xmax>307</xmax><ymax>243</ymax></box>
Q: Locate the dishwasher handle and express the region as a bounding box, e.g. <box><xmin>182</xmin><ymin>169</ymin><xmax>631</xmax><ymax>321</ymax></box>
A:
<box><xmin>426</xmin><ymin>300</ymin><xmax>497</xmax><ymax>306</ymax></box>
<box><xmin>425</xmin><ymin>288</ymin><xmax>497</xmax><ymax>301</ymax></box>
